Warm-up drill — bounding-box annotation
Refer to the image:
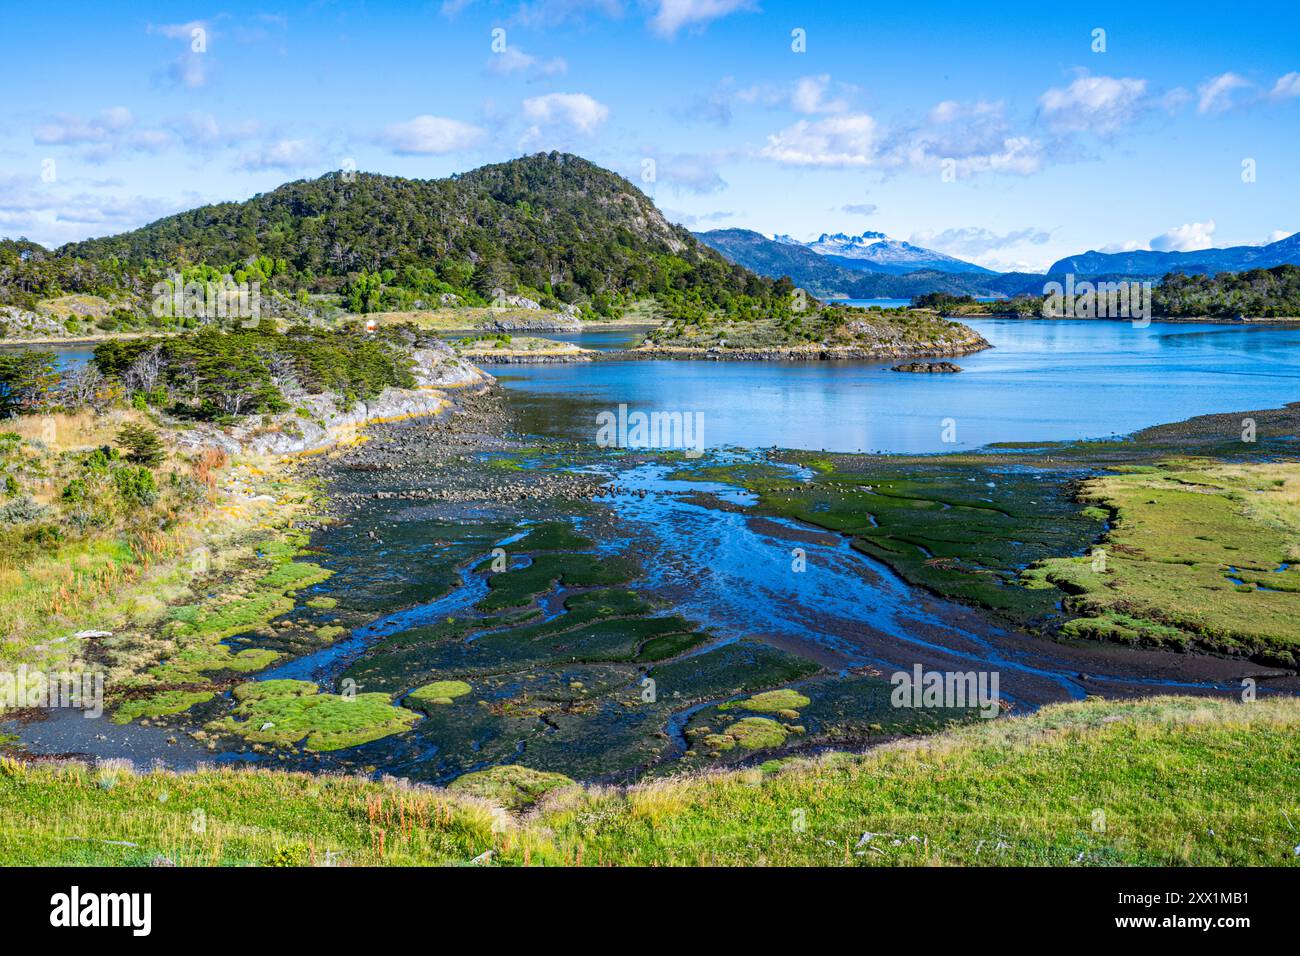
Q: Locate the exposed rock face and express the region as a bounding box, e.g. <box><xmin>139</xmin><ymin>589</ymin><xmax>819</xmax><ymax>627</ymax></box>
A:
<box><xmin>484</xmin><ymin>311</ymin><xmax>583</xmax><ymax>333</ymax></box>
<box><xmin>0</xmin><ymin>306</ymin><xmax>68</xmax><ymax>338</ymax></box>
<box><xmin>891</xmin><ymin>361</ymin><xmax>963</xmax><ymax>373</ymax></box>
<box><xmin>174</xmin><ymin>341</ymin><xmax>492</xmax><ymax>457</ymax></box>
<box><xmin>489</xmin><ymin>289</ymin><xmax>542</xmax><ymax>310</ymax></box>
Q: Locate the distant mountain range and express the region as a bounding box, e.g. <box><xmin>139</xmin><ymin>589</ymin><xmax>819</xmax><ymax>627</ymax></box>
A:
<box><xmin>696</xmin><ymin>229</ymin><xmax>1038</xmax><ymax>298</ymax></box>
<box><xmin>772</xmin><ymin>230</ymin><xmax>995</xmax><ymax>276</ymax></box>
<box><xmin>696</xmin><ymin>227</ymin><xmax>1300</xmax><ymax>301</ymax></box>
<box><xmin>1047</xmin><ymin>232</ymin><xmax>1300</xmax><ymax>276</ymax></box>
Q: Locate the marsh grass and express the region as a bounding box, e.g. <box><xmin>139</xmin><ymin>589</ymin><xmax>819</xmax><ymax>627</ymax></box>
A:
<box><xmin>2</xmin><ymin>695</ymin><xmax>1294</xmax><ymax>866</ymax></box>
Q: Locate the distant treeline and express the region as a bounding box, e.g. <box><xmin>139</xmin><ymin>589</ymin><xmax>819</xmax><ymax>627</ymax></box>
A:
<box><xmin>911</xmin><ymin>265</ymin><xmax>1300</xmax><ymax>318</ymax></box>
<box><xmin>1152</xmin><ymin>265</ymin><xmax>1300</xmax><ymax>318</ymax></box>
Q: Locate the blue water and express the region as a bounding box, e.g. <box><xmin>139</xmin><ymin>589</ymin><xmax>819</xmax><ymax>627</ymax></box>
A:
<box><xmin>500</xmin><ymin>319</ymin><xmax>1300</xmax><ymax>453</ymax></box>
<box><xmin>828</xmin><ymin>297</ymin><xmax>1002</xmax><ymax>309</ymax></box>
<box><xmin>0</xmin><ymin>343</ymin><xmax>94</xmax><ymax>370</ymax></box>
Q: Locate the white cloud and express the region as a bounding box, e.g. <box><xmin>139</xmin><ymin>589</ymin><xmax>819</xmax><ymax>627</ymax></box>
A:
<box><xmin>644</xmin><ymin>153</ymin><xmax>727</xmax><ymax>193</ymax></box>
<box><xmin>760</xmin><ymin>102</ymin><xmax>1044</xmax><ymax>177</ymax></box>
<box><xmin>170</xmin><ymin>112</ymin><xmax>261</xmax><ymax>149</ymax></box>
<box><xmin>513</xmin><ymin>0</ymin><xmax>625</xmax><ymax>28</ymax></box>
<box><xmin>33</xmin><ymin>108</ymin><xmax>175</xmax><ymax>161</ymax></box>
<box><xmin>1261</xmin><ymin>229</ymin><xmax>1291</xmax><ymax>244</ymax></box>
<box><xmin>238</xmin><ymin>139</ymin><xmax>318</xmax><ymax>171</ymax></box>
<box><xmin>147</xmin><ymin>19</ymin><xmax>210</xmax><ymax>41</ymax></box>
<box><xmin>1150</xmin><ymin>220</ymin><xmax>1216</xmax><ymax>252</ymax></box>
<box><xmin>167</xmin><ymin>52</ymin><xmax>211</xmax><ymax>89</ymax></box>
<box><xmin>1100</xmin><ymin>239</ymin><xmax>1145</xmax><ymax>253</ymax></box>
<box><xmin>521</xmin><ymin>92</ymin><xmax>610</xmax><ymax>133</ymax></box>
<box><xmin>0</xmin><ymin>172</ymin><xmax>189</xmax><ymax>246</ymax></box>
<box><xmin>376</xmin><ymin>115</ymin><xmax>487</xmax><ymax>154</ymax></box>
<box><xmin>35</xmin><ymin>108</ymin><xmax>135</xmax><ymax>145</ymax></box>
<box><xmin>759</xmin><ymin>114</ymin><xmax>880</xmax><ymax>167</ymax></box>
<box><xmin>486</xmin><ymin>46</ymin><xmax>568</xmax><ymax>79</ymax></box>
<box><xmin>1269</xmin><ymin>72</ymin><xmax>1300</xmax><ymax>101</ymax></box>
<box><xmin>791</xmin><ymin>75</ymin><xmax>850</xmax><ymax>115</ymax></box>
<box><xmin>1197</xmin><ymin>72</ymin><xmax>1252</xmax><ymax>114</ymax></box>
<box><xmin>649</xmin><ymin>0</ymin><xmax>757</xmax><ymax>38</ymax></box>
<box><xmin>1038</xmin><ymin>74</ymin><xmax>1149</xmax><ymax>134</ymax></box>
<box><xmin>841</xmin><ymin>203</ymin><xmax>877</xmax><ymax>216</ymax></box>
<box><xmin>661</xmin><ymin>208</ymin><xmax>735</xmax><ymax>227</ymax></box>
<box><xmin>911</xmin><ymin>226</ymin><xmax>1053</xmax><ymax>259</ymax></box>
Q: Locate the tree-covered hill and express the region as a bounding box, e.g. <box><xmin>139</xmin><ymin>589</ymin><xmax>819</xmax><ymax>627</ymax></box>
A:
<box><xmin>50</xmin><ymin>152</ymin><xmax>790</xmax><ymax>318</ymax></box>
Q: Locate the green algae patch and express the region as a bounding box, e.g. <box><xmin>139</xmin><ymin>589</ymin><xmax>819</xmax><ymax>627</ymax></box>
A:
<box><xmin>724</xmin><ymin>717</ymin><xmax>789</xmax><ymax>750</ymax></box>
<box><xmin>447</xmin><ymin>764</ymin><xmax>576</xmax><ymax>810</ymax></box>
<box><xmin>478</xmin><ymin>552</ymin><xmax>636</xmax><ymax>611</ymax></box>
<box><xmin>112</xmin><ymin>689</ymin><xmax>216</xmax><ymax>724</ymax></box>
<box><xmin>721</xmin><ymin>688</ymin><xmax>811</xmax><ymax>714</ymax></box>
<box><xmin>257</xmin><ymin>561</ymin><xmax>333</xmax><ymax>592</ymax></box>
<box><xmin>407</xmin><ymin>680</ymin><xmax>472</xmax><ymax>710</ymax></box>
<box><xmin>211</xmin><ymin>681</ymin><xmax>419</xmax><ymax>751</ymax></box>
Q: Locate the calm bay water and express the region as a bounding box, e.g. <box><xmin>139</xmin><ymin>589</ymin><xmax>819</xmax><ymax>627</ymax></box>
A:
<box><xmin>500</xmin><ymin>319</ymin><xmax>1300</xmax><ymax>453</ymax></box>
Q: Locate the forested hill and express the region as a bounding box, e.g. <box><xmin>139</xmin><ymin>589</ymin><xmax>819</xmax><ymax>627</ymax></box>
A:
<box><xmin>54</xmin><ymin>152</ymin><xmax>789</xmax><ymax>313</ymax></box>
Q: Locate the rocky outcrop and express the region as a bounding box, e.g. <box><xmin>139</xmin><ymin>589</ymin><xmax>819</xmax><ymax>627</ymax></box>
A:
<box><xmin>483</xmin><ymin>311</ymin><xmax>583</xmax><ymax>333</ymax></box>
<box><xmin>174</xmin><ymin>342</ymin><xmax>492</xmax><ymax>457</ymax></box>
<box><xmin>891</xmin><ymin>361</ymin><xmax>962</xmax><ymax>373</ymax></box>
<box><xmin>489</xmin><ymin>289</ymin><xmax>542</xmax><ymax>310</ymax></box>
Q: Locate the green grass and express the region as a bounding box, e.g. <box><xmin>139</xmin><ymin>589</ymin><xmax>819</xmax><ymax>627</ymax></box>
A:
<box><xmin>1025</xmin><ymin>461</ymin><xmax>1300</xmax><ymax>665</ymax></box>
<box><xmin>3</xmin><ymin>696</ymin><xmax>1296</xmax><ymax>865</ymax></box>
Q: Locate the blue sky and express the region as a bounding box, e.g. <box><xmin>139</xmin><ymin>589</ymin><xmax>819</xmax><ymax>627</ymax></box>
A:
<box><xmin>2</xmin><ymin>0</ymin><xmax>1297</xmax><ymax>271</ymax></box>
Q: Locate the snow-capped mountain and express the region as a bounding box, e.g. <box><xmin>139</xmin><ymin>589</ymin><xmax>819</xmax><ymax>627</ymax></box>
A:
<box><xmin>772</xmin><ymin>230</ymin><xmax>994</xmax><ymax>276</ymax></box>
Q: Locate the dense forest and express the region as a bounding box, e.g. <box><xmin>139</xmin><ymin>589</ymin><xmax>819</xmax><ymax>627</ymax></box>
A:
<box><xmin>1152</xmin><ymin>265</ymin><xmax>1300</xmax><ymax>317</ymax></box>
<box><xmin>10</xmin><ymin>152</ymin><xmax>792</xmax><ymax>322</ymax></box>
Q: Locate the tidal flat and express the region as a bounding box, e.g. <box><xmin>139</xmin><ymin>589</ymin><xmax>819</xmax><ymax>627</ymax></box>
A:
<box><xmin>11</xmin><ymin>383</ymin><xmax>1295</xmax><ymax>789</ymax></box>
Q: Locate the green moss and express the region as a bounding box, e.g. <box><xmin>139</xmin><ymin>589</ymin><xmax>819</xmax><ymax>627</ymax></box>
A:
<box><xmin>720</xmin><ymin>688</ymin><xmax>811</xmax><ymax>713</ymax></box>
<box><xmin>112</xmin><ymin>690</ymin><xmax>215</xmax><ymax>724</ymax></box>
<box><xmin>232</xmin><ymin>679</ymin><xmax>317</xmax><ymax>702</ymax></box>
<box><xmin>211</xmin><ymin>682</ymin><xmax>419</xmax><ymax>751</ymax></box>
<box><xmin>257</xmin><ymin>560</ymin><xmax>333</xmax><ymax>592</ymax></box>
<box><xmin>305</xmin><ymin>596</ymin><xmax>338</xmax><ymax>610</ymax></box>
<box><xmin>314</xmin><ymin>625</ymin><xmax>347</xmax><ymax>642</ymax></box>
<box><xmin>724</xmin><ymin>717</ymin><xmax>789</xmax><ymax>750</ymax></box>
<box><xmin>407</xmin><ymin>680</ymin><xmax>472</xmax><ymax>711</ymax></box>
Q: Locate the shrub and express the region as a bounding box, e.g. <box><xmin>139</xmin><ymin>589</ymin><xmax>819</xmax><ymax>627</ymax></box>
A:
<box><xmin>61</xmin><ymin>477</ymin><xmax>89</xmax><ymax>503</ymax></box>
<box><xmin>112</xmin><ymin>465</ymin><xmax>158</xmax><ymax>506</ymax></box>
<box><xmin>0</xmin><ymin>497</ymin><xmax>47</xmax><ymax>524</ymax></box>
<box><xmin>116</xmin><ymin>423</ymin><xmax>167</xmax><ymax>467</ymax></box>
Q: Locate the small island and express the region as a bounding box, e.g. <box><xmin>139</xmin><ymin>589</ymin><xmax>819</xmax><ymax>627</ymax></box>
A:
<box><xmin>891</xmin><ymin>361</ymin><xmax>963</xmax><ymax>373</ymax></box>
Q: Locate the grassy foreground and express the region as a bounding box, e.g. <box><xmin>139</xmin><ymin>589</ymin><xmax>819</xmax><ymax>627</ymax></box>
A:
<box><xmin>3</xmin><ymin>695</ymin><xmax>1296</xmax><ymax>866</ymax></box>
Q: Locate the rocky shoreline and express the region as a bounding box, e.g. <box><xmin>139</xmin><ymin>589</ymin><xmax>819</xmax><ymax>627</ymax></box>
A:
<box><xmin>173</xmin><ymin>341</ymin><xmax>493</xmax><ymax>457</ymax></box>
<box><xmin>623</xmin><ymin>340</ymin><xmax>990</xmax><ymax>362</ymax></box>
